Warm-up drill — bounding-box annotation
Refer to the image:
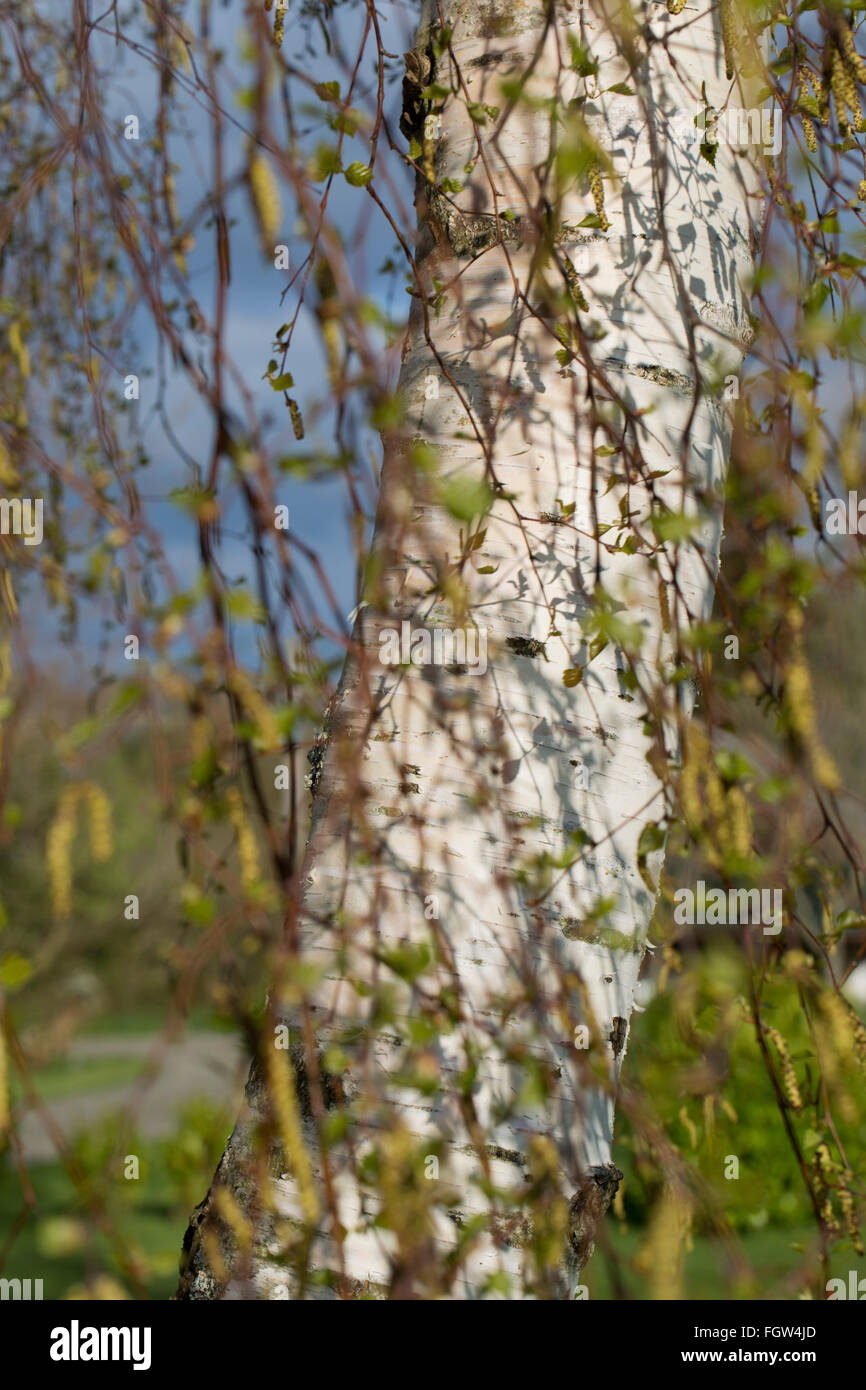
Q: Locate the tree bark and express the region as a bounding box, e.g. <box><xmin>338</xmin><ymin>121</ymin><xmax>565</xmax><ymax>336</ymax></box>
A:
<box><xmin>178</xmin><ymin>0</ymin><xmax>763</xmax><ymax>1300</ymax></box>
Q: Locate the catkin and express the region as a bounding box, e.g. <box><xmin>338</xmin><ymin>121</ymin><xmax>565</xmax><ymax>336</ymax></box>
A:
<box><xmin>831</xmin><ymin>46</ymin><xmax>864</xmax><ymax>132</ymax></box>
<box><xmin>840</xmin><ymin>23</ymin><xmax>866</xmax><ymax>85</ymax></box>
<box><xmin>726</xmin><ymin>785</ymin><xmax>752</xmax><ymax>859</ymax></box>
<box><xmin>562</xmin><ymin>255</ymin><xmax>589</xmax><ymax>313</ymax></box>
<box><xmin>838</xmin><ymin>1175</ymin><xmax>864</xmax><ymax>1255</ymax></box>
<box><xmin>213</xmin><ymin>1186</ymin><xmax>254</xmax><ymax>1254</ymax></box>
<box><xmin>805</xmin><ymin>69</ymin><xmax>830</xmax><ymax>125</ymax></box>
<box><xmin>720</xmin><ymin>0</ymin><xmax>738</xmax><ymax>81</ymax></box>
<box><xmin>667</xmin><ymin>0</ymin><xmax>687</xmax><ymax>13</ymax></box>
<box><xmin>798</xmin><ymin>78</ymin><xmax>818</xmax><ymax>151</ymax></box>
<box><xmin>226</xmin><ymin>786</ymin><xmax>260</xmax><ymax>895</ymax></box>
<box><xmin>765</xmin><ymin>1025</ymin><xmax>803</xmax><ymax>1112</ymax></box>
<box><xmin>273</xmin><ymin>0</ymin><xmax>287</xmax><ymax>49</ymax></box>
<box><xmin>227</xmin><ymin>667</ymin><xmax>282</xmax><ymax>750</ymax></box>
<box><xmin>47</xmin><ymin>790</ymin><xmax>77</xmax><ymax>920</ymax></box>
<box><xmin>83</xmin><ymin>783</ymin><xmax>112</xmax><ymax>862</ymax></box>
<box><xmin>784</xmin><ymin>607</ymin><xmax>840</xmax><ymax>791</ymax></box>
<box><xmin>47</xmin><ymin>783</ymin><xmax>112</xmax><ymax>919</ymax></box>
<box><xmin>815</xmin><ymin>1141</ymin><xmax>836</xmax><ymax>1181</ymax></box>
<box><xmin>288</xmin><ymin>398</ymin><xmax>305</xmax><ymax>440</ymax></box>
<box><xmin>249</xmin><ymin>151</ymin><xmax>281</xmax><ymax>253</ymax></box>
<box><xmin>588</xmin><ymin>165</ymin><xmax>610</xmax><ymax>232</ymax></box>
<box><xmin>264</xmin><ymin>1043</ymin><xmax>320</xmax><ymax>1225</ymax></box>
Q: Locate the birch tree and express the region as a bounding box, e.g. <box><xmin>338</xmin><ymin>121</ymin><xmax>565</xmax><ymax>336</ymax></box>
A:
<box><xmin>177</xmin><ymin>0</ymin><xmax>767</xmax><ymax>1300</ymax></box>
<box><xmin>3</xmin><ymin>0</ymin><xmax>865</xmax><ymax>1308</ymax></box>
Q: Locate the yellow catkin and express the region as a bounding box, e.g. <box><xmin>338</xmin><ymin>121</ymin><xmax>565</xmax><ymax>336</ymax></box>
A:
<box><xmin>227</xmin><ymin>667</ymin><xmax>282</xmax><ymax>750</ymax></box>
<box><xmin>806</xmin><ymin>69</ymin><xmax>830</xmax><ymax>125</ymax></box>
<box><xmin>679</xmin><ymin>1105</ymin><xmax>698</xmax><ymax>1149</ymax></box>
<box><xmin>588</xmin><ymin>165</ymin><xmax>610</xmax><ymax>232</ymax></box>
<box><xmin>765</xmin><ymin>1025</ymin><xmax>803</xmax><ymax>1112</ymax></box>
<box><xmin>831</xmin><ymin>47</ymin><xmax>864</xmax><ymax>132</ymax></box>
<box><xmin>840</xmin><ymin>996</ymin><xmax>866</xmax><ymax>1079</ymax></box>
<box><xmin>801</xmin><ymin>115</ymin><xmax>817</xmax><ymax>151</ymax></box>
<box><xmin>720</xmin><ymin>0</ymin><xmax>738</xmax><ymax>81</ymax></box>
<box><xmin>667</xmin><ymin>0</ymin><xmax>687</xmax><ymax>13</ymax></box>
<box><xmin>819</xmin><ymin>1194</ymin><xmax>840</xmax><ymax>1238</ymax></box>
<box><xmin>0</xmin><ymin>437</ymin><xmax>16</xmax><ymax>486</ymax></box>
<box><xmin>47</xmin><ymin>789</ymin><xmax>77</xmax><ymax>920</ymax></box>
<box><xmin>47</xmin><ymin>783</ymin><xmax>112</xmax><ymax>920</ymax></box>
<box><xmin>821</xmin><ymin>991</ymin><xmax>857</xmax><ymax>1064</ymax></box>
<box><xmin>321</xmin><ymin>318</ymin><xmax>340</xmax><ymax>381</ymax></box>
<box><xmin>636</xmin><ymin>1185</ymin><xmax>693</xmax><ymax>1299</ymax></box>
<box><xmin>273</xmin><ymin>0</ymin><xmax>287</xmax><ymax>48</ymax></box>
<box><xmin>377</xmin><ymin>1125</ymin><xmax>437</xmax><ymax>1255</ymax></box>
<box><xmin>225</xmin><ymin>787</ymin><xmax>260</xmax><ymax>895</ymax></box>
<box><xmin>726</xmin><ymin>785</ymin><xmax>752</xmax><ymax>859</ymax></box>
<box><xmin>201</xmin><ymin>1226</ymin><xmax>227</xmax><ymax>1284</ymax></box>
<box><xmin>561</xmin><ymin>255</ymin><xmax>589</xmax><ymax>314</ymax></box>
<box><xmin>264</xmin><ymin>1043</ymin><xmax>320</xmax><ymax>1225</ymax></box>
<box><xmin>784</xmin><ymin>608</ymin><xmax>840</xmax><ymax>791</ymax></box>
<box><xmin>812</xmin><ymin>1145</ymin><xmax>841</xmax><ymax>1238</ymax></box>
<box><xmin>82</xmin><ymin>783</ymin><xmax>112</xmax><ymax>863</ymax></box>
<box><xmin>1</xmin><ymin>568</ymin><xmax>18</xmax><ymax>619</ymax></box>
<box><xmin>838</xmin><ymin>1175</ymin><xmax>864</xmax><ymax>1255</ymax></box>
<box><xmin>678</xmin><ymin>726</ymin><xmax>704</xmax><ymax>828</ymax></box>
<box><xmin>858</xmin><ymin>179</ymin><xmax>866</xmax><ymax>202</ymax></box>
<box><xmin>815</xmin><ymin>1141</ymin><xmax>836</xmax><ymax>1182</ymax></box>
<box><xmin>249</xmin><ymin>151</ymin><xmax>281</xmax><ymax>253</ymax></box>
<box><xmin>8</xmin><ymin>322</ymin><xmax>30</xmax><ymax>379</ymax></box>
<box><xmin>213</xmin><ymin>1185</ymin><xmax>254</xmax><ymax>1254</ymax></box>
<box><xmin>190</xmin><ymin>715</ymin><xmax>210</xmax><ymax>763</ymax></box>
<box><xmin>288</xmin><ymin>399</ymin><xmax>305</xmax><ymax>440</ymax></box>
<box><xmin>840</xmin><ymin>23</ymin><xmax>866</xmax><ymax>85</ymax></box>
<box><xmin>798</xmin><ymin>78</ymin><xmax>818</xmax><ymax>151</ymax></box>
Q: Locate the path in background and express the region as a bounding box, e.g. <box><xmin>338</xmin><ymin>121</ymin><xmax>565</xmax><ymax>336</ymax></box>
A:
<box><xmin>14</xmin><ymin>1033</ymin><xmax>247</xmax><ymax>1162</ymax></box>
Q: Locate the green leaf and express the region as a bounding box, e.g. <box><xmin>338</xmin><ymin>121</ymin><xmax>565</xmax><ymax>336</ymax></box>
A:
<box><xmin>311</xmin><ymin>144</ymin><xmax>342</xmax><ymax>180</ymax></box>
<box><xmin>637</xmin><ymin>823</ymin><xmax>666</xmax><ymax>891</ymax></box>
<box><xmin>0</xmin><ymin>952</ymin><xmax>32</xmax><ymax>990</ymax></box>
<box><xmin>344</xmin><ymin>161</ymin><xmax>373</xmax><ymax>187</ymax></box>
<box><xmin>270</xmin><ymin>372</ymin><xmax>294</xmax><ymax>391</ymax></box>
<box><xmin>437</xmin><ymin>476</ymin><xmax>495</xmax><ymax>521</ymax></box>
<box><xmin>563</xmin><ymin>666</ymin><xmax>583</xmax><ymax>687</ymax></box>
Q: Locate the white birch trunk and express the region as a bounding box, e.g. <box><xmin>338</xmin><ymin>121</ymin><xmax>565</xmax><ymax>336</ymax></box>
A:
<box><xmin>180</xmin><ymin>0</ymin><xmax>764</xmax><ymax>1300</ymax></box>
